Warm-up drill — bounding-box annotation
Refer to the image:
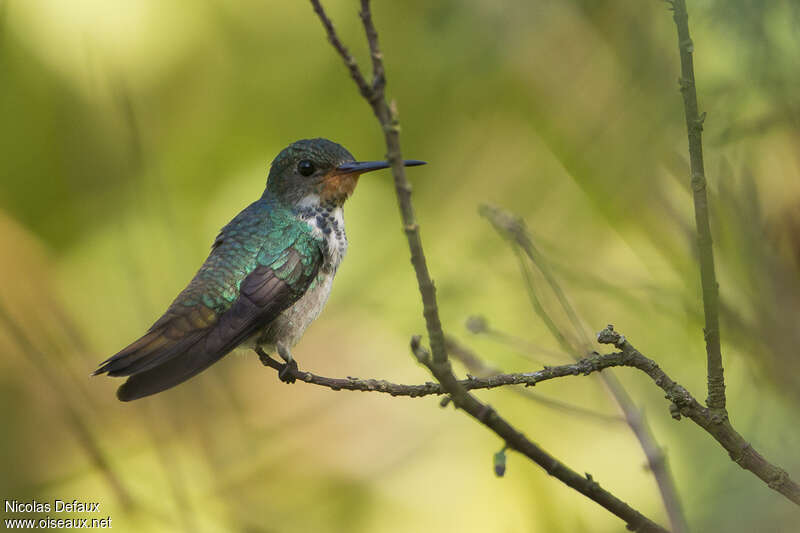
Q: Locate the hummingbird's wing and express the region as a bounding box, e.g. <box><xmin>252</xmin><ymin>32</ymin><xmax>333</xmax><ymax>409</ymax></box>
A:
<box><xmin>95</xmin><ymin>202</ymin><xmax>323</xmax><ymax>401</ymax></box>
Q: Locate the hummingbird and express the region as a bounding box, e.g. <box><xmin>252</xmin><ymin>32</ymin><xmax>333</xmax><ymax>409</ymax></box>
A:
<box><xmin>95</xmin><ymin>138</ymin><xmax>425</xmax><ymax>401</ymax></box>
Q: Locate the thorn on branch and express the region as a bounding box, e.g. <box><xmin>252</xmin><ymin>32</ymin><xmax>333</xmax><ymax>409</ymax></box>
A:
<box><xmin>696</xmin><ymin>111</ymin><xmax>707</xmax><ymax>126</ymax></box>
<box><xmin>584</xmin><ymin>472</ymin><xmax>601</xmax><ymax>495</ymax></box>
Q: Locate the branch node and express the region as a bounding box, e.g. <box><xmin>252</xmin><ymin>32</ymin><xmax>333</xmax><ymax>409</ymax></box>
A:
<box><xmin>596</xmin><ymin>324</ymin><xmax>626</xmax><ymax>350</ymax></box>
<box><xmin>410</xmin><ymin>335</ymin><xmax>431</xmax><ymax>364</ymax></box>
<box><xmin>695</xmin><ymin>111</ymin><xmax>707</xmax><ymax>127</ymax></box>
<box><xmin>707</xmin><ymin>408</ymin><xmax>728</xmax><ymax>425</ymax></box>
<box><xmin>584</xmin><ymin>472</ymin><xmax>601</xmax><ymax>495</ymax></box>
<box><xmin>730</xmin><ymin>442</ymin><xmax>752</xmax><ymax>465</ymax></box>
<box><xmin>769</xmin><ymin>469</ymin><xmax>790</xmax><ymax>491</ymax></box>
<box><xmin>478</xmin><ymin>404</ymin><xmax>496</xmax><ymax>423</ymax></box>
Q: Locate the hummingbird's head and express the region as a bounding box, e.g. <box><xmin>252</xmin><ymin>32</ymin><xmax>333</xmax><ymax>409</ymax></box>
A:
<box><xmin>265</xmin><ymin>138</ymin><xmax>424</xmax><ymax>209</ymax></box>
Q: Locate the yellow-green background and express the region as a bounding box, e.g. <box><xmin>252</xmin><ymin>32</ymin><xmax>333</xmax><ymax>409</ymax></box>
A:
<box><xmin>2</xmin><ymin>1</ymin><xmax>799</xmax><ymax>531</ymax></box>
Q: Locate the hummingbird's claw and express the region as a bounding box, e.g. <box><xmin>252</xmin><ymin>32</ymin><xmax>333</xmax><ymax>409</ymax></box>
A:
<box><xmin>276</xmin><ymin>342</ymin><xmax>298</xmax><ymax>384</ymax></box>
<box><xmin>278</xmin><ymin>359</ymin><xmax>298</xmax><ymax>384</ymax></box>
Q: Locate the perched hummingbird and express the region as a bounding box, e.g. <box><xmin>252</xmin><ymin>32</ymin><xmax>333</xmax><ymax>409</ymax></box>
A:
<box><xmin>95</xmin><ymin>138</ymin><xmax>425</xmax><ymax>401</ymax></box>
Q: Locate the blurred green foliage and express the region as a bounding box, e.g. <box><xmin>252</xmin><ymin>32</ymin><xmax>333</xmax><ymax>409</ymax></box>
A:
<box><xmin>1</xmin><ymin>1</ymin><xmax>799</xmax><ymax>531</ymax></box>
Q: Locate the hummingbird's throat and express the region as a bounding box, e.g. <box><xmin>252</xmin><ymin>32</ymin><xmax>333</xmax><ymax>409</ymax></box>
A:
<box><xmin>319</xmin><ymin>171</ymin><xmax>359</xmax><ymax>205</ymax></box>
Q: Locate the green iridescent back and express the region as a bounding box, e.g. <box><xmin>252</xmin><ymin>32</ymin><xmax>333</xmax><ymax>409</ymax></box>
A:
<box><xmin>170</xmin><ymin>195</ymin><xmax>321</xmax><ymax>316</ymax></box>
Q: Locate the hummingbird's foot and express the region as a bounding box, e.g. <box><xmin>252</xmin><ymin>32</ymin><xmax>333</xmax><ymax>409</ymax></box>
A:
<box><xmin>276</xmin><ymin>342</ymin><xmax>298</xmax><ymax>384</ymax></box>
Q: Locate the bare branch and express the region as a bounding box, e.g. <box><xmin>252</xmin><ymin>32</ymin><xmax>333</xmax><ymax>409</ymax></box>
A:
<box><xmin>445</xmin><ymin>335</ymin><xmax>625</xmax><ymax>423</ymax></box>
<box><xmin>597</xmin><ymin>326</ymin><xmax>800</xmax><ymax>505</ymax></box>
<box><xmin>309</xmin><ymin>0</ymin><xmax>372</xmax><ymax>101</ymax></box>
<box><xmin>304</xmin><ymin>4</ymin><xmax>670</xmax><ymax>529</ymax></box>
<box><xmin>257</xmin><ymin>344</ymin><xmax>675</xmax><ymax>399</ymax></box>
<box><xmin>466</xmin><ymin>315</ymin><xmax>570</xmax><ymax>364</ymax></box>
<box><xmin>358</xmin><ymin>0</ymin><xmax>384</xmax><ymax>94</ymax></box>
<box><xmin>670</xmin><ymin>0</ymin><xmax>726</xmax><ymax>411</ymax></box>
<box><xmin>309</xmin><ymin>0</ymin><xmax>447</xmax><ymax>367</ymax></box>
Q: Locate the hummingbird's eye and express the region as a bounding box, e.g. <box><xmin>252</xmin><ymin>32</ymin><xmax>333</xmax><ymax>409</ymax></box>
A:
<box><xmin>297</xmin><ymin>160</ymin><xmax>315</xmax><ymax>177</ymax></box>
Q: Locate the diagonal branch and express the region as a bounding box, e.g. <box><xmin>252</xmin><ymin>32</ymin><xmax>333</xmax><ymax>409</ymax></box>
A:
<box><xmin>303</xmin><ymin>4</ymin><xmax>669</xmax><ymax>530</ymax></box>
<box><xmin>410</xmin><ymin>336</ymin><xmax>668</xmax><ymax>533</ymax></box>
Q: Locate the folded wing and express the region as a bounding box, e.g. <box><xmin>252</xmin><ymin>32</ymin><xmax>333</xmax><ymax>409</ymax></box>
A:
<box><xmin>95</xmin><ymin>224</ymin><xmax>322</xmax><ymax>401</ymax></box>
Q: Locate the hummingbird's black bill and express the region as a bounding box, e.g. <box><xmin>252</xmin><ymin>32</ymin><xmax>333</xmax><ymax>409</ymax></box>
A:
<box><xmin>336</xmin><ymin>159</ymin><xmax>426</xmax><ymax>174</ymax></box>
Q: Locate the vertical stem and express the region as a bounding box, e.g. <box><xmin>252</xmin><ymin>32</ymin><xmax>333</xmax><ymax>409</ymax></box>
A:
<box><xmin>359</xmin><ymin>0</ymin><xmax>448</xmax><ymax>366</ymax></box>
<box><xmin>671</xmin><ymin>0</ymin><xmax>726</xmax><ymax>411</ymax></box>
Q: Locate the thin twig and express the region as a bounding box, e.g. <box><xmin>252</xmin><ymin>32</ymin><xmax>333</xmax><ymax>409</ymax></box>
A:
<box><xmin>358</xmin><ymin>0</ymin><xmax>384</xmax><ymax>94</ymax></box>
<box><xmin>445</xmin><ymin>335</ymin><xmax>624</xmax><ymax>423</ymax></box>
<box><xmin>466</xmin><ymin>316</ymin><xmax>570</xmax><ymax>363</ymax></box>
<box><xmin>669</xmin><ymin>0</ymin><xmax>726</xmax><ymax>411</ymax></box>
<box><xmin>309</xmin><ymin>0</ymin><xmax>372</xmax><ymax>101</ymax></box>
<box><xmin>257</xmin><ymin>345</ymin><xmax>663</xmax><ymax>398</ymax></box>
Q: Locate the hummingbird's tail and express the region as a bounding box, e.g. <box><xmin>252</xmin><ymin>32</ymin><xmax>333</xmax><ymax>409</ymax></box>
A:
<box><xmin>93</xmin><ymin>295</ymin><xmax>250</xmax><ymax>401</ymax></box>
<box><xmin>113</xmin><ymin>346</ymin><xmax>227</xmax><ymax>402</ymax></box>
<box><xmin>94</xmin><ymin>322</ymin><xmax>229</xmax><ymax>401</ymax></box>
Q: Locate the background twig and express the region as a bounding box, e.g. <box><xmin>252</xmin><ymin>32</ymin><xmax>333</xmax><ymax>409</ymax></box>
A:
<box><xmin>480</xmin><ymin>204</ymin><xmax>689</xmax><ymax>533</ymax></box>
<box><xmin>445</xmin><ymin>336</ymin><xmax>625</xmax><ymax>423</ymax></box>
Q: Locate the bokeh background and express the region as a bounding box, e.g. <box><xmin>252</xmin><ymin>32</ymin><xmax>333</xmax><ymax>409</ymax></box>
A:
<box><xmin>2</xmin><ymin>0</ymin><xmax>800</xmax><ymax>531</ymax></box>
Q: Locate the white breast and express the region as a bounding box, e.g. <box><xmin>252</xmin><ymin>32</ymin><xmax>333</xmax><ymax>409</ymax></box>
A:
<box><xmin>255</xmin><ymin>204</ymin><xmax>348</xmax><ymax>350</ymax></box>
